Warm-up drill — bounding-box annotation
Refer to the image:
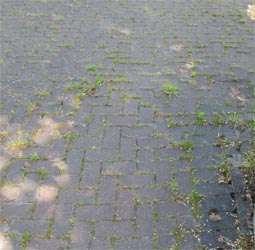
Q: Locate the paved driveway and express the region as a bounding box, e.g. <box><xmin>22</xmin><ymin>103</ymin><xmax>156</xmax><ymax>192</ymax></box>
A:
<box><xmin>1</xmin><ymin>1</ymin><xmax>254</xmax><ymax>249</ymax></box>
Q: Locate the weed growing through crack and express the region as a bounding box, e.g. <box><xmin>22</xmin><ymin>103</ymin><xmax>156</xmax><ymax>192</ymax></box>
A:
<box><xmin>212</xmin><ymin>113</ymin><xmax>226</xmax><ymax>126</ymax></box>
<box><xmin>29</xmin><ymin>152</ymin><xmax>40</xmax><ymax>161</ymax></box>
<box><xmin>87</xmin><ymin>65</ymin><xmax>97</xmax><ymax>71</ymax></box>
<box><xmin>176</xmin><ymin>140</ymin><xmax>195</xmax><ymax>152</ymax></box>
<box><xmin>195</xmin><ymin>111</ymin><xmax>207</xmax><ymax>125</ymax></box>
<box><xmin>218</xmin><ymin>154</ymin><xmax>231</xmax><ymax>183</ymax></box>
<box><xmin>7</xmin><ymin>135</ymin><xmax>31</xmax><ymax>151</ymax></box>
<box><xmin>63</xmin><ymin>132</ymin><xmax>80</xmax><ymax>142</ymax></box>
<box><xmin>187</xmin><ymin>189</ymin><xmax>203</xmax><ymax>218</ymax></box>
<box><xmin>162</xmin><ymin>81</ymin><xmax>180</xmax><ymax>96</ymax></box>
<box><xmin>21</xmin><ymin>232</ymin><xmax>31</xmax><ymax>250</ymax></box>
<box><xmin>37</xmin><ymin>168</ymin><xmax>49</xmax><ymax>181</ymax></box>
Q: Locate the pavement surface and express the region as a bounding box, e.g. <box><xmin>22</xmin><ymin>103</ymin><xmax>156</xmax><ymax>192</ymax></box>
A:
<box><xmin>0</xmin><ymin>0</ymin><xmax>254</xmax><ymax>250</ymax></box>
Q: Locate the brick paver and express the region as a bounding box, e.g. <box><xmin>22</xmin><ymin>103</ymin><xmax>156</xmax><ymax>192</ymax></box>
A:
<box><xmin>1</xmin><ymin>0</ymin><xmax>254</xmax><ymax>249</ymax></box>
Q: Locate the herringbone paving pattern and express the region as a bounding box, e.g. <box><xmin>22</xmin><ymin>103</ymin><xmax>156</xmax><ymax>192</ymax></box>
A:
<box><xmin>0</xmin><ymin>1</ymin><xmax>254</xmax><ymax>249</ymax></box>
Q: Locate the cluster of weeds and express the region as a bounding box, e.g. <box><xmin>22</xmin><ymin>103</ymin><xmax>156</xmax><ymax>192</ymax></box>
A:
<box><xmin>218</xmin><ymin>154</ymin><xmax>231</xmax><ymax>183</ymax></box>
<box><xmin>241</xmin><ymin>148</ymin><xmax>255</xmax><ymax>195</ymax></box>
<box><xmin>63</xmin><ymin>131</ymin><xmax>80</xmax><ymax>142</ymax></box>
<box><xmin>194</xmin><ymin>112</ymin><xmax>207</xmax><ymax>125</ymax></box>
<box><xmin>187</xmin><ymin>189</ymin><xmax>203</xmax><ymax>219</ymax></box>
<box><xmin>162</xmin><ymin>81</ymin><xmax>180</xmax><ymax>96</ymax></box>
<box><xmin>174</xmin><ymin>140</ymin><xmax>195</xmax><ymax>152</ymax></box>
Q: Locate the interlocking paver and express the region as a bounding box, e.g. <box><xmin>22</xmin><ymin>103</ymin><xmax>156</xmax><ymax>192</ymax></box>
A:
<box><xmin>1</xmin><ymin>0</ymin><xmax>254</xmax><ymax>249</ymax></box>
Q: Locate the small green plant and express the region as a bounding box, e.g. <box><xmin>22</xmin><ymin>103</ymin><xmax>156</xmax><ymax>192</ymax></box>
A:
<box><xmin>7</xmin><ymin>136</ymin><xmax>30</xmax><ymax>151</ymax></box>
<box><xmin>170</xmin><ymin>177</ymin><xmax>179</xmax><ymax>195</ymax></box>
<box><xmin>170</xmin><ymin>224</ymin><xmax>185</xmax><ymax>243</ymax></box>
<box><xmin>212</xmin><ymin>113</ymin><xmax>225</xmax><ymax>126</ymax></box>
<box><xmin>178</xmin><ymin>152</ymin><xmax>194</xmax><ymax>162</ymax></box>
<box><xmin>214</xmin><ymin>135</ymin><xmax>234</xmax><ymax>148</ymax></box>
<box><xmin>26</xmin><ymin>102</ymin><xmax>39</xmax><ymax>114</ymax></box>
<box><xmin>29</xmin><ymin>152</ymin><xmax>40</xmax><ymax>161</ymax></box>
<box><xmin>87</xmin><ymin>65</ymin><xmax>97</xmax><ymax>71</ymax></box>
<box><xmin>195</xmin><ymin>111</ymin><xmax>207</xmax><ymax>125</ymax></box>
<box><xmin>191</xmin><ymin>71</ymin><xmax>197</xmax><ymax>78</ymax></box>
<box><xmin>21</xmin><ymin>232</ymin><xmax>32</xmax><ymax>250</ymax></box>
<box><xmin>241</xmin><ymin>148</ymin><xmax>255</xmax><ymax>192</ymax></box>
<box><xmin>63</xmin><ymin>132</ymin><xmax>80</xmax><ymax>142</ymax></box>
<box><xmin>65</xmin><ymin>83</ymin><xmax>85</xmax><ymax>91</ymax></box>
<box><xmin>162</xmin><ymin>81</ymin><xmax>180</xmax><ymax>96</ymax></box>
<box><xmin>133</xmin><ymin>196</ymin><xmax>141</xmax><ymax>206</ymax></box>
<box><xmin>35</xmin><ymin>90</ymin><xmax>50</xmax><ymax>97</ymax></box>
<box><xmin>187</xmin><ymin>189</ymin><xmax>203</xmax><ymax>218</ymax></box>
<box><xmin>37</xmin><ymin>168</ymin><xmax>49</xmax><ymax>180</ymax></box>
<box><xmin>218</xmin><ymin>154</ymin><xmax>231</xmax><ymax>183</ymax></box>
<box><xmin>176</xmin><ymin>140</ymin><xmax>195</xmax><ymax>152</ymax></box>
<box><xmin>95</xmin><ymin>77</ymin><xmax>104</xmax><ymax>85</ymax></box>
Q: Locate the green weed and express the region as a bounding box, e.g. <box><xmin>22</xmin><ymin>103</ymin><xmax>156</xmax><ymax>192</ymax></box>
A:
<box><xmin>63</xmin><ymin>132</ymin><xmax>80</xmax><ymax>141</ymax></box>
<box><xmin>162</xmin><ymin>82</ymin><xmax>180</xmax><ymax>96</ymax></box>
<box><xmin>30</xmin><ymin>152</ymin><xmax>40</xmax><ymax>161</ymax></box>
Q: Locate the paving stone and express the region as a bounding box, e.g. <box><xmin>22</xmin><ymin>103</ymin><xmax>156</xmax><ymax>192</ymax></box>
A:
<box><xmin>120</xmin><ymin>138</ymin><xmax>137</xmax><ymax>161</ymax></box>
<box><xmin>75</xmin><ymin>204</ymin><xmax>114</xmax><ymax>221</ymax></box>
<box><xmin>102</xmin><ymin>161</ymin><xmax>136</xmax><ymax>175</ymax></box>
<box><xmin>115</xmin><ymin>237</ymin><xmax>154</xmax><ymax>250</ymax></box>
<box><xmin>91</xmin><ymin>239</ymin><xmax>111</xmax><ymax>250</ymax></box>
<box><xmin>98</xmin><ymin>176</ymin><xmax>117</xmax><ymax>204</ymax></box>
<box><xmin>107</xmin><ymin>115</ymin><xmax>137</xmax><ymax>127</ymax></box>
<box><xmin>82</xmin><ymin>163</ymin><xmax>101</xmax><ymax>187</ymax></box>
<box><xmin>52</xmin><ymin>204</ymin><xmax>73</xmax><ymax>237</ymax></box>
<box><xmin>65</xmin><ymin>149</ymin><xmax>84</xmax><ymax>173</ymax></box>
<box><xmin>86</xmin><ymin>149</ymin><xmax>119</xmax><ymax>162</ymax></box>
<box><xmin>58</xmin><ymin>189</ymin><xmax>95</xmax><ymax>204</ymax></box>
<box><xmin>157</xmin><ymin>201</ymin><xmax>191</xmax><ymax>218</ymax></box>
<box><xmin>136</xmin><ymin>187</ymin><xmax>171</xmax><ymax>202</ymax></box>
<box><xmin>201</xmin><ymin>194</ymin><xmax>234</xmax><ymax>212</ymax></box>
<box><xmin>1</xmin><ymin>203</ymin><xmax>32</xmax><ymax>219</ymax></box>
<box><xmin>27</xmin><ymin>239</ymin><xmax>67</xmax><ymax>250</ymax></box>
<box><xmin>136</xmin><ymin>205</ymin><xmax>154</xmax><ymax>237</ymax></box>
<box><xmin>120</xmin><ymin>174</ymin><xmax>155</xmax><ymax>187</ymax></box>
<box><xmin>103</xmin><ymin>127</ymin><xmax>120</xmax><ymax>148</ymax></box>
<box><xmin>10</xmin><ymin>220</ymin><xmax>49</xmax><ymax>236</ymax></box>
<box><xmin>95</xmin><ymin>221</ymin><xmax>132</xmax><ymax>238</ymax></box>
<box><xmin>200</xmin><ymin>230</ymin><xmax>238</xmax><ymax>249</ymax></box>
<box><xmin>34</xmin><ymin>201</ymin><xmax>55</xmax><ymax>219</ymax></box>
<box><xmin>69</xmin><ymin>221</ymin><xmax>90</xmax><ymax>249</ymax></box>
<box><xmin>117</xmin><ymin>189</ymin><xmax>135</xmax><ymax>220</ymax></box>
<box><xmin>195</xmin><ymin>183</ymin><xmax>232</xmax><ymax>196</ymax></box>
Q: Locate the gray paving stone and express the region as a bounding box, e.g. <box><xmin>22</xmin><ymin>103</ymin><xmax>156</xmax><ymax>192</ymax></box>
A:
<box><xmin>120</xmin><ymin>138</ymin><xmax>137</xmax><ymax>161</ymax></box>
<box><xmin>115</xmin><ymin>237</ymin><xmax>154</xmax><ymax>250</ymax></box>
<box><xmin>102</xmin><ymin>161</ymin><xmax>136</xmax><ymax>175</ymax></box>
<box><xmin>98</xmin><ymin>176</ymin><xmax>117</xmax><ymax>204</ymax></box>
<box><xmin>70</xmin><ymin>221</ymin><xmax>90</xmax><ymax>249</ymax></box>
<box><xmin>1</xmin><ymin>203</ymin><xmax>32</xmax><ymax>218</ymax></box>
<box><xmin>86</xmin><ymin>149</ymin><xmax>119</xmax><ymax>162</ymax></box>
<box><xmin>10</xmin><ymin>220</ymin><xmax>49</xmax><ymax>236</ymax></box>
<box><xmin>117</xmin><ymin>189</ymin><xmax>135</xmax><ymax>220</ymax></box>
<box><xmin>27</xmin><ymin>239</ymin><xmax>67</xmax><ymax>250</ymax></box>
<box><xmin>58</xmin><ymin>189</ymin><xmax>95</xmax><ymax>204</ymax></box>
<box><xmin>107</xmin><ymin>115</ymin><xmax>137</xmax><ymax>127</ymax></box>
<box><xmin>95</xmin><ymin>221</ymin><xmax>132</xmax><ymax>238</ymax></box>
<box><xmin>75</xmin><ymin>204</ymin><xmax>114</xmax><ymax>221</ymax></box>
<box><xmin>120</xmin><ymin>174</ymin><xmax>155</xmax><ymax>187</ymax></box>
<box><xmin>136</xmin><ymin>205</ymin><xmax>154</xmax><ymax>237</ymax></box>
<box><xmin>52</xmin><ymin>204</ymin><xmax>73</xmax><ymax>237</ymax></box>
<box><xmin>157</xmin><ymin>201</ymin><xmax>191</xmax><ymax>218</ymax></box>
<box><xmin>82</xmin><ymin>163</ymin><xmax>101</xmax><ymax>187</ymax></box>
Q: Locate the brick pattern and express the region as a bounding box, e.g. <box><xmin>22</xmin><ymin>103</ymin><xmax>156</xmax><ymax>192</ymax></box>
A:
<box><xmin>1</xmin><ymin>0</ymin><xmax>254</xmax><ymax>249</ymax></box>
